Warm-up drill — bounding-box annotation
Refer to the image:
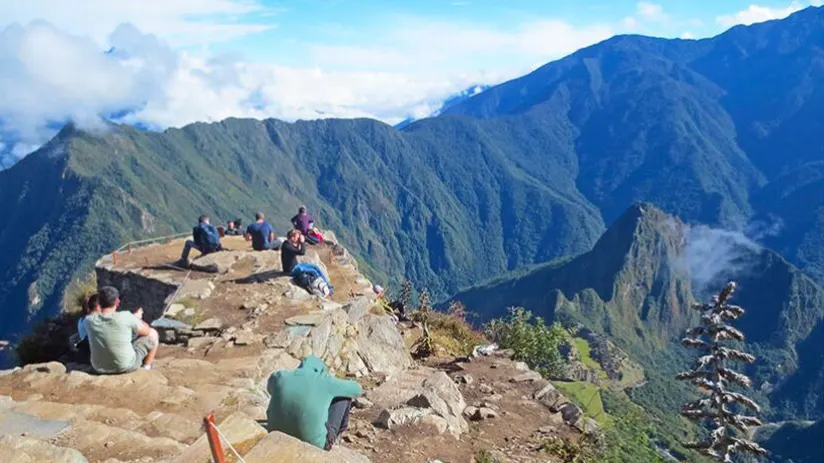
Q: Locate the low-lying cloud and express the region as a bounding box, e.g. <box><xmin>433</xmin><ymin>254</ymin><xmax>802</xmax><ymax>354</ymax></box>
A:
<box><xmin>676</xmin><ymin>218</ymin><xmax>784</xmax><ymax>296</ymax></box>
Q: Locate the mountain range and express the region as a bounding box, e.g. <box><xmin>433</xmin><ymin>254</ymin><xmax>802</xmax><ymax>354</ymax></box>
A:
<box><xmin>0</xmin><ymin>7</ymin><xmax>822</xmax><ymax>426</ymax></box>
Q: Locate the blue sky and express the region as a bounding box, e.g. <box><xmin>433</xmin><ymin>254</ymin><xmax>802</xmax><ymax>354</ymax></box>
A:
<box><xmin>0</xmin><ymin>0</ymin><xmax>820</xmax><ymax>162</ymax></box>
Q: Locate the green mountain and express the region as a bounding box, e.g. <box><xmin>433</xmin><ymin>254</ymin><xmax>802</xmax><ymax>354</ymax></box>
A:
<box><xmin>443</xmin><ymin>6</ymin><xmax>824</xmax><ymax>275</ymax></box>
<box><xmin>0</xmin><ymin>117</ymin><xmax>604</xmax><ymax>339</ymax></box>
<box><xmin>454</xmin><ymin>203</ymin><xmax>824</xmax><ymax>421</ymax></box>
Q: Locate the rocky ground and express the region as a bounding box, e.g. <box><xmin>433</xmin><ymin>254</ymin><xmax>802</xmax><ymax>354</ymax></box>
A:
<box><xmin>0</xmin><ymin>234</ymin><xmax>597</xmax><ymax>462</ymax></box>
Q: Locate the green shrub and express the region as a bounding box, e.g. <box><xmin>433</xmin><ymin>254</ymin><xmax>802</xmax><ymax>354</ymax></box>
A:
<box><xmin>484</xmin><ymin>307</ymin><xmax>567</xmax><ymax>378</ymax></box>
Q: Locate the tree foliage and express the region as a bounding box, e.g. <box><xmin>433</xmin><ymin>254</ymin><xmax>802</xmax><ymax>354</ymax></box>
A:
<box><xmin>485</xmin><ymin>307</ymin><xmax>568</xmax><ymax>378</ymax></box>
<box><xmin>676</xmin><ymin>281</ymin><xmax>767</xmax><ymax>462</ymax></box>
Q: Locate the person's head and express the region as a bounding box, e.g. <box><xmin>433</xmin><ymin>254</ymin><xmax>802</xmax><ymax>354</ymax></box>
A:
<box><xmin>227</xmin><ymin>220</ymin><xmax>235</xmax><ymax>229</ymax></box>
<box><xmin>83</xmin><ymin>293</ymin><xmax>100</xmax><ymax>316</ymax></box>
<box><xmin>288</xmin><ymin>229</ymin><xmax>302</xmax><ymax>243</ymax></box>
<box><xmin>97</xmin><ymin>286</ymin><xmax>120</xmax><ymax>310</ymax></box>
<box><xmin>373</xmin><ymin>285</ymin><xmax>384</xmax><ymax>296</ymax></box>
<box><xmin>298</xmin><ymin>206</ymin><xmax>307</xmax><ymax>215</ymax></box>
<box><xmin>255</xmin><ymin>212</ymin><xmax>265</xmax><ymax>221</ymax></box>
<box><xmin>198</xmin><ymin>214</ymin><xmax>210</xmax><ymax>224</ymax></box>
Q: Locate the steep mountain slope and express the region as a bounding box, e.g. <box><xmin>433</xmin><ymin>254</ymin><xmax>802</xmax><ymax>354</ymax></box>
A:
<box><xmin>443</xmin><ymin>6</ymin><xmax>824</xmax><ymax>273</ymax></box>
<box><xmin>0</xmin><ymin>117</ymin><xmax>604</xmax><ymax>340</ymax></box>
<box><xmin>454</xmin><ymin>204</ymin><xmax>824</xmax><ymax>420</ymax></box>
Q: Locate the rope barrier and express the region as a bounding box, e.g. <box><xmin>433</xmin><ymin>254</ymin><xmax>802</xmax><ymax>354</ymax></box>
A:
<box><xmin>210</xmin><ymin>420</ymin><xmax>248</xmax><ymax>463</ymax></box>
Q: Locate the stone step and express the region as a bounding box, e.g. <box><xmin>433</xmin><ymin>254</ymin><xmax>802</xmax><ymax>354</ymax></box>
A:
<box><xmin>171</xmin><ymin>412</ymin><xmax>267</xmax><ymax>463</ymax></box>
<box><xmin>0</xmin><ymin>435</ymin><xmax>87</xmax><ymax>463</ymax></box>
<box><xmin>50</xmin><ymin>419</ymin><xmax>186</xmax><ymax>462</ymax></box>
<box><xmin>243</xmin><ymin>431</ymin><xmax>371</xmax><ymax>463</ymax></box>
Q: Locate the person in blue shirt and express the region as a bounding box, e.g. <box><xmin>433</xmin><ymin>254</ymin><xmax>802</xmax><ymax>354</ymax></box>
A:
<box><xmin>245</xmin><ymin>212</ymin><xmax>282</xmax><ymax>251</ymax></box>
<box><xmin>176</xmin><ymin>215</ymin><xmax>222</xmax><ymax>267</ymax></box>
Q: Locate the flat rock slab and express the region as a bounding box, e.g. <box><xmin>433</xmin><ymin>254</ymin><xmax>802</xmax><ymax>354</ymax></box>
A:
<box><xmin>243</xmin><ymin>431</ymin><xmax>371</xmax><ymax>463</ymax></box>
<box><xmin>0</xmin><ymin>409</ymin><xmax>70</xmax><ymax>439</ymax></box>
<box><xmin>284</xmin><ymin>313</ymin><xmax>328</xmax><ymax>326</ymax></box>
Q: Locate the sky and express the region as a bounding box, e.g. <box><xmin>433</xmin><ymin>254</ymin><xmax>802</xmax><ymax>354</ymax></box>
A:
<box><xmin>0</xmin><ymin>0</ymin><xmax>820</xmax><ymax>162</ymax></box>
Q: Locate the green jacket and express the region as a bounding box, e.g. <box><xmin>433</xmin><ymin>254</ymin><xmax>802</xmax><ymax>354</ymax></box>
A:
<box><xmin>266</xmin><ymin>355</ymin><xmax>362</xmax><ymax>449</ymax></box>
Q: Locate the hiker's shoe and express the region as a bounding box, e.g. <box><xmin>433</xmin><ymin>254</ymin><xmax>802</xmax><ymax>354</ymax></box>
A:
<box><xmin>143</xmin><ymin>364</ymin><xmax>152</xmax><ymax>371</ymax></box>
<box><xmin>172</xmin><ymin>259</ymin><xmax>190</xmax><ymax>269</ymax></box>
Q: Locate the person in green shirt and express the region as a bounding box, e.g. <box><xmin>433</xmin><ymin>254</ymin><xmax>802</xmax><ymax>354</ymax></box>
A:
<box><xmin>266</xmin><ymin>355</ymin><xmax>362</xmax><ymax>450</ymax></box>
<box><xmin>84</xmin><ymin>286</ymin><xmax>159</xmax><ymax>374</ymax></box>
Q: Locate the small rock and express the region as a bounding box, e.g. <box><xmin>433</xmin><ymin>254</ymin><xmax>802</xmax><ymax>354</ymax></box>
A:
<box><xmin>456</xmin><ymin>374</ymin><xmax>474</xmax><ymax>385</ymax></box>
<box><xmin>478</xmin><ymin>383</ymin><xmax>494</xmax><ymax>394</ymax></box>
<box><xmin>165</xmin><ymin>303</ymin><xmax>186</xmax><ymax>317</ymax></box>
<box><xmin>182</xmin><ymin>308</ymin><xmax>196</xmax><ymax>317</ymax></box>
<box><xmin>194</xmin><ymin>318</ymin><xmax>223</xmax><ymax>331</ymax></box>
<box><xmin>187</xmin><ymin>337</ymin><xmax>216</xmax><ymax>349</ymax></box>
<box><xmin>353</xmin><ymin>397</ymin><xmax>374</xmax><ymax>409</ymax></box>
<box><xmin>513</xmin><ymin>361</ymin><xmax>530</xmax><ymax>372</ymax></box>
<box><xmin>233</xmin><ymin>330</ymin><xmax>257</xmax><ymax>346</ymax></box>
<box><xmin>22</xmin><ymin>362</ymin><xmax>66</xmax><ymax>376</ymax></box>
<box><xmin>486</xmin><ymin>394</ymin><xmax>504</xmax><ymax>402</ymax></box>
<box><xmin>463</xmin><ymin>406</ymin><xmax>479</xmax><ymax>418</ymax></box>
<box><xmin>470</xmin><ymin>407</ymin><xmax>498</xmax><ymax>421</ymax></box>
<box><xmin>510</xmin><ymin>371</ymin><xmax>542</xmax><ymax>383</ymax></box>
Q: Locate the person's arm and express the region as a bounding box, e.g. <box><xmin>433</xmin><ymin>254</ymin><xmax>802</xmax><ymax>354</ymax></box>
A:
<box><xmin>135</xmin><ymin>319</ymin><xmax>152</xmax><ymax>337</ymax></box>
<box><xmin>244</xmin><ymin>225</ymin><xmax>252</xmax><ymax>241</ymax></box>
<box><xmin>325</xmin><ymin>376</ymin><xmax>363</xmax><ymax>398</ymax></box>
<box><xmin>296</xmin><ymin>241</ymin><xmax>306</xmax><ymax>256</ymax></box>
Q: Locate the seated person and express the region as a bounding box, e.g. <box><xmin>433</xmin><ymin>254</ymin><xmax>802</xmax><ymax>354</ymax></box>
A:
<box><xmin>85</xmin><ymin>286</ymin><xmax>159</xmax><ymax>374</ymax></box>
<box><xmin>246</xmin><ymin>212</ymin><xmax>281</xmax><ymax>251</ymax></box>
<box><xmin>72</xmin><ymin>293</ymin><xmax>100</xmax><ymax>363</ymax></box>
<box><xmin>291</xmin><ymin>206</ymin><xmax>315</xmax><ymax>235</ymax></box>
<box><xmin>281</xmin><ymin>229</ymin><xmax>306</xmax><ymax>273</ymax></box>
<box><xmin>224</xmin><ymin>219</ymin><xmax>243</xmax><ymax>236</ymax></box>
<box><xmin>176</xmin><ymin>215</ymin><xmax>222</xmax><ymax>267</ymax></box>
<box><xmin>266</xmin><ymin>355</ymin><xmax>362</xmax><ymax>450</ymax></box>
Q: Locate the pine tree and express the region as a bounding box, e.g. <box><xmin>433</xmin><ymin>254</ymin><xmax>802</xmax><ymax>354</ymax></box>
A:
<box><xmin>676</xmin><ymin>281</ymin><xmax>767</xmax><ymax>462</ymax></box>
<box><xmin>399</xmin><ymin>280</ymin><xmax>413</xmax><ymax>311</ymax></box>
<box><xmin>417</xmin><ymin>288</ymin><xmax>432</xmax><ymax>315</ymax></box>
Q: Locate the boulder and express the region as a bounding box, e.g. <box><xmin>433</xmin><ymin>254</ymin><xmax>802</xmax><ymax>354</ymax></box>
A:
<box><xmin>343</xmin><ymin>297</ymin><xmax>372</xmax><ymax>324</ymax></box>
<box><xmin>285</xmin><ymin>313</ymin><xmax>327</xmax><ymax>327</ymax></box>
<box><xmin>243</xmin><ymin>431</ymin><xmax>370</xmax><ymax>463</ymax></box>
<box><xmin>355</xmin><ymin>315</ymin><xmax>413</xmax><ymax>375</ymax></box>
<box><xmin>368</xmin><ymin>369</ymin><xmax>467</xmax><ymax>436</ymax></box>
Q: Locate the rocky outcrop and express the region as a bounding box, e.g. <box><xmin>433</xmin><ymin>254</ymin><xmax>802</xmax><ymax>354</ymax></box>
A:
<box><xmin>369</xmin><ymin>368</ymin><xmax>468</xmax><ymax>437</ymax></box>
<box><xmin>2</xmin><ymin>232</ymin><xmax>597</xmax><ymax>462</ymax></box>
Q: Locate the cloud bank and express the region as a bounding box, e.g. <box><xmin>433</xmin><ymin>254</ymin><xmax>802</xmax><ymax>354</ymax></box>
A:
<box><xmin>0</xmin><ymin>21</ymin><xmax>492</xmax><ymax>164</ymax></box>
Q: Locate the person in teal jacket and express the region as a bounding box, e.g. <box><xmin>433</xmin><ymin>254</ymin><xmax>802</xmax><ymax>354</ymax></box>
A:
<box><xmin>266</xmin><ymin>355</ymin><xmax>362</xmax><ymax>450</ymax></box>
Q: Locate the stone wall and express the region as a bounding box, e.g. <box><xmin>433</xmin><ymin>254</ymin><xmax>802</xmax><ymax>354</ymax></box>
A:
<box><xmin>95</xmin><ymin>263</ymin><xmax>178</xmax><ymax>322</ymax></box>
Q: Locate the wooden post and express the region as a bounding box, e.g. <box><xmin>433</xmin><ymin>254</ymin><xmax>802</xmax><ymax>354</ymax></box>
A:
<box><xmin>204</xmin><ymin>412</ymin><xmax>226</xmax><ymax>463</ymax></box>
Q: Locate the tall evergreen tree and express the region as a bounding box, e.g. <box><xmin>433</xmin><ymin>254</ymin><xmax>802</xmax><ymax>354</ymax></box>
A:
<box><xmin>676</xmin><ymin>281</ymin><xmax>767</xmax><ymax>461</ymax></box>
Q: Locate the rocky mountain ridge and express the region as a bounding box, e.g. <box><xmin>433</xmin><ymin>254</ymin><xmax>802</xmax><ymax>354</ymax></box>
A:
<box><xmin>0</xmin><ymin>233</ymin><xmax>594</xmax><ymax>462</ymax></box>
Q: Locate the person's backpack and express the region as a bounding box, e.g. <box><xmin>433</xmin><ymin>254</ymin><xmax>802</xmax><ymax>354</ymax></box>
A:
<box><xmin>293</xmin><ymin>272</ymin><xmax>315</xmax><ymax>292</ymax></box>
<box><xmin>306</xmin><ymin>229</ymin><xmax>324</xmax><ymax>245</ymax></box>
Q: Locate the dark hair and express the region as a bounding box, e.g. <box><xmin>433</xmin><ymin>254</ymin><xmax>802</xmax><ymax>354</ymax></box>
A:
<box><xmin>298</xmin><ymin>206</ymin><xmax>307</xmax><ymax>214</ymax></box>
<box><xmin>98</xmin><ymin>286</ymin><xmax>119</xmax><ymax>309</ymax></box>
<box><xmin>83</xmin><ymin>293</ymin><xmax>100</xmax><ymax>316</ymax></box>
<box><xmin>198</xmin><ymin>215</ymin><xmax>209</xmax><ymax>223</ymax></box>
<box><xmin>255</xmin><ymin>212</ymin><xmax>264</xmax><ymax>220</ymax></box>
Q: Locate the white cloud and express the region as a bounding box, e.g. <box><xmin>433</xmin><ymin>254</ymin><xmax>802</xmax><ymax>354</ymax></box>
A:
<box><xmin>0</xmin><ymin>21</ymin><xmax>493</xmax><ymax>160</ymax></box>
<box><xmin>680</xmin><ymin>32</ymin><xmax>696</xmax><ymax>39</ymax></box>
<box><xmin>0</xmin><ymin>0</ymin><xmax>275</xmax><ymax>47</ymax></box>
<box><xmin>716</xmin><ymin>1</ymin><xmax>810</xmax><ymax>28</ymax></box>
<box><xmin>637</xmin><ymin>2</ymin><xmax>668</xmax><ymax>22</ymax></box>
<box><xmin>308</xmin><ymin>17</ymin><xmax>613</xmax><ymax>75</ymax></box>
